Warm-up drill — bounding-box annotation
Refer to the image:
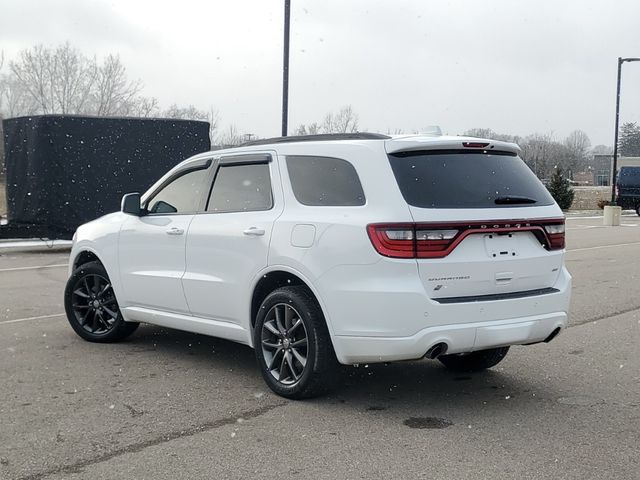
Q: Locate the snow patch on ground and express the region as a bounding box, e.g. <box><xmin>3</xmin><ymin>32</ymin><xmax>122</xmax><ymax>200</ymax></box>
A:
<box><xmin>0</xmin><ymin>239</ymin><xmax>72</xmax><ymax>249</ymax></box>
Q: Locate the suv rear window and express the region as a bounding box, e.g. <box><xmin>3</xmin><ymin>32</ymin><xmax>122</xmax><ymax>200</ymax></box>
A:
<box><xmin>388</xmin><ymin>150</ymin><xmax>554</xmax><ymax>209</ymax></box>
<box><xmin>286</xmin><ymin>155</ymin><xmax>365</xmax><ymax>206</ymax></box>
<box><xmin>618</xmin><ymin>167</ymin><xmax>640</xmax><ymax>185</ymax></box>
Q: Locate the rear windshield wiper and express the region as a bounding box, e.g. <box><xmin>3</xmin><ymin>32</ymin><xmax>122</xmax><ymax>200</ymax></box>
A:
<box><xmin>494</xmin><ymin>195</ymin><xmax>537</xmax><ymax>205</ymax></box>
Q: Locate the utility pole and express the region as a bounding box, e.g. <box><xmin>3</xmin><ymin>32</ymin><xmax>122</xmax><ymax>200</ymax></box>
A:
<box><xmin>611</xmin><ymin>57</ymin><xmax>640</xmax><ymax>202</ymax></box>
<box><xmin>281</xmin><ymin>0</ymin><xmax>291</xmax><ymax>137</ymax></box>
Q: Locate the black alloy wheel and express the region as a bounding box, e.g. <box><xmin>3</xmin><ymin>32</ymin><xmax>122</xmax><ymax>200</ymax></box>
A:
<box><xmin>261</xmin><ymin>302</ymin><xmax>309</xmax><ymax>385</ymax></box>
<box><xmin>69</xmin><ymin>272</ymin><xmax>119</xmax><ymax>335</ymax></box>
<box><xmin>64</xmin><ymin>261</ymin><xmax>138</xmax><ymax>342</ymax></box>
<box><xmin>254</xmin><ymin>286</ymin><xmax>338</xmax><ymax>399</ymax></box>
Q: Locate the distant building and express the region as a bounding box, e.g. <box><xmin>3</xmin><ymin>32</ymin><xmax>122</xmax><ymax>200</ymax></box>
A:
<box><xmin>584</xmin><ymin>155</ymin><xmax>640</xmax><ymax>186</ymax></box>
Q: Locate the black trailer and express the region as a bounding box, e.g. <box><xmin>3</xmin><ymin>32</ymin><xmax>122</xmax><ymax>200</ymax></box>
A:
<box><xmin>1</xmin><ymin>115</ymin><xmax>210</xmax><ymax>239</ymax></box>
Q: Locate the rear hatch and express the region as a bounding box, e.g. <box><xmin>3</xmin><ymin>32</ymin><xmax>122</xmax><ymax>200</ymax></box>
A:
<box><xmin>382</xmin><ymin>139</ymin><xmax>565</xmax><ymax>301</ymax></box>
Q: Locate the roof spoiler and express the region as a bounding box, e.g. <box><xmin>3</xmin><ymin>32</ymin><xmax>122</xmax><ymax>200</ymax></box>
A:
<box><xmin>385</xmin><ymin>136</ymin><xmax>521</xmax><ymax>155</ymax></box>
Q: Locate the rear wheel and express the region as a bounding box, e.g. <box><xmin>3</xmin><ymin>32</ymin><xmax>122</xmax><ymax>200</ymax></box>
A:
<box><xmin>254</xmin><ymin>286</ymin><xmax>338</xmax><ymax>399</ymax></box>
<box><xmin>64</xmin><ymin>261</ymin><xmax>138</xmax><ymax>342</ymax></box>
<box><xmin>438</xmin><ymin>347</ymin><xmax>509</xmax><ymax>372</ymax></box>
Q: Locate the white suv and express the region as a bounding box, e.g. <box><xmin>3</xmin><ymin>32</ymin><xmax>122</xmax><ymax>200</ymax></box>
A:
<box><xmin>65</xmin><ymin>133</ymin><xmax>571</xmax><ymax>398</ymax></box>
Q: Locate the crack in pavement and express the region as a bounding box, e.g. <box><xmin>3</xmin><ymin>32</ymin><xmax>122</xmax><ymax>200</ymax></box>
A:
<box><xmin>18</xmin><ymin>401</ymin><xmax>287</xmax><ymax>480</ymax></box>
<box><xmin>568</xmin><ymin>304</ymin><xmax>640</xmax><ymax>328</ymax></box>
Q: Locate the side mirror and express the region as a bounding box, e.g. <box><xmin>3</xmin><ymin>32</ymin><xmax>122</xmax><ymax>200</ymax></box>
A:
<box><xmin>121</xmin><ymin>192</ymin><xmax>142</xmax><ymax>216</ymax></box>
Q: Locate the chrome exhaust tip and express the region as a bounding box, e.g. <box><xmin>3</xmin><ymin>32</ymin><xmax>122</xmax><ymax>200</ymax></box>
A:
<box><xmin>425</xmin><ymin>342</ymin><xmax>448</xmax><ymax>359</ymax></box>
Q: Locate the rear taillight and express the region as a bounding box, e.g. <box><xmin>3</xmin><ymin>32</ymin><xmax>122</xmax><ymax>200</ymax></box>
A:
<box><xmin>415</xmin><ymin>228</ymin><xmax>459</xmax><ymax>257</ymax></box>
<box><xmin>366</xmin><ymin>224</ymin><xmax>415</xmax><ymax>258</ymax></box>
<box><xmin>544</xmin><ymin>222</ymin><xmax>565</xmax><ymax>250</ymax></box>
<box><xmin>367</xmin><ymin>218</ymin><xmax>565</xmax><ymax>258</ymax></box>
<box><xmin>367</xmin><ymin>224</ymin><xmax>460</xmax><ymax>258</ymax></box>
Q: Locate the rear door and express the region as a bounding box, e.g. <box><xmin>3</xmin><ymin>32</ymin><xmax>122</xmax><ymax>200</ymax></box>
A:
<box><xmin>386</xmin><ymin>147</ymin><xmax>565</xmax><ymax>301</ymax></box>
<box><xmin>182</xmin><ymin>152</ymin><xmax>283</xmax><ymax>326</ymax></box>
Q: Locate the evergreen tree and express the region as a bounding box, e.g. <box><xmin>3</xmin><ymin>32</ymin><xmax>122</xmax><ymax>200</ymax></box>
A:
<box><xmin>547</xmin><ymin>167</ymin><xmax>574</xmax><ymax>210</ymax></box>
<box><xmin>619</xmin><ymin>122</ymin><xmax>640</xmax><ymax>157</ymax></box>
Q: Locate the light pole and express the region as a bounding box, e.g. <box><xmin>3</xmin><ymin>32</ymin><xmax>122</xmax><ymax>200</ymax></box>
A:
<box><xmin>281</xmin><ymin>0</ymin><xmax>291</xmax><ymax>137</ymax></box>
<box><xmin>611</xmin><ymin>57</ymin><xmax>640</xmax><ymax>202</ymax></box>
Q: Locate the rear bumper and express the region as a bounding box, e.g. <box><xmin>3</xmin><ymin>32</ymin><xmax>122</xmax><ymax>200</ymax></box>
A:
<box><xmin>317</xmin><ymin>261</ymin><xmax>571</xmax><ymax>364</ymax></box>
<box><xmin>332</xmin><ymin>311</ymin><xmax>567</xmax><ymax>364</ymax></box>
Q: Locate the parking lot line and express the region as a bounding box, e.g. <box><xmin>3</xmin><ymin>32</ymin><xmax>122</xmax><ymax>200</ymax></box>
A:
<box><xmin>0</xmin><ymin>263</ymin><xmax>67</xmax><ymax>273</ymax></box>
<box><xmin>568</xmin><ymin>241</ymin><xmax>640</xmax><ymax>252</ymax></box>
<box><xmin>0</xmin><ymin>313</ymin><xmax>65</xmax><ymax>325</ymax></box>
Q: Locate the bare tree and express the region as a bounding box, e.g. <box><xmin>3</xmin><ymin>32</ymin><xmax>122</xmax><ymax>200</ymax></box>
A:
<box><xmin>162</xmin><ymin>103</ymin><xmax>208</xmax><ymax>121</ymax></box>
<box><xmin>464</xmin><ymin>127</ymin><xmax>496</xmax><ymax>139</ymax></box>
<box><xmin>463</xmin><ymin>127</ymin><xmax>521</xmax><ymax>143</ymax></box>
<box><xmin>563</xmin><ymin>130</ymin><xmax>591</xmax><ymax>174</ymax></box>
<box><xmin>0</xmin><ymin>51</ymin><xmax>5</xmax><ymax>113</ymax></box>
<box><xmin>295</xmin><ymin>105</ymin><xmax>358</xmax><ymax>135</ymax></box>
<box><xmin>9</xmin><ymin>45</ymin><xmax>56</xmax><ymax>113</ymax></box>
<box><xmin>323</xmin><ymin>105</ymin><xmax>358</xmax><ymax>133</ymax></box>
<box><xmin>92</xmin><ymin>54</ymin><xmax>144</xmax><ymax>116</ymax></box>
<box><xmin>565</xmin><ymin>130</ymin><xmax>591</xmax><ymax>155</ymax></box>
<box><xmin>519</xmin><ymin>133</ymin><xmax>574</xmax><ymax>179</ymax></box>
<box><xmin>162</xmin><ymin>104</ymin><xmax>220</xmax><ymax>144</ymax></box>
<box><xmin>129</xmin><ymin>96</ymin><xmax>159</xmax><ymax>118</ymax></box>
<box><xmin>591</xmin><ymin>144</ymin><xmax>613</xmax><ymax>155</ymax></box>
<box><xmin>4</xmin><ymin>43</ymin><xmax>157</xmax><ymax>118</ymax></box>
<box><xmin>216</xmin><ymin>124</ymin><xmax>244</xmax><ymax>147</ymax></box>
<box><xmin>295</xmin><ymin>122</ymin><xmax>321</xmax><ymax>135</ymax></box>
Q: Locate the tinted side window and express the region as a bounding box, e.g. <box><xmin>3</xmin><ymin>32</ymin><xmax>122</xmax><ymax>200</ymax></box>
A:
<box><xmin>618</xmin><ymin>168</ymin><xmax>640</xmax><ymax>186</ymax></box>
<box><xmin>207</xmin><ymin>163</ymin><xmax>273</xmax><ymax>213</ymax></box>
<box><xmin>147</xmin><ymin>167</ymin><xmax>210</xmax><ymax>214</ymax></box>
<box><xmin>286</xmin><ymin>155</ymin><xmax>365</xmax><ymax>206</ymax></box>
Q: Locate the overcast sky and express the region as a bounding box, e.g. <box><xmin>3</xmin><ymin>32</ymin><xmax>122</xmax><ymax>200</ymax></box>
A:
<box><xmin>1</xmin><ymin>0</ymin><xmax>639</xmax><ymax>145</ymax></box>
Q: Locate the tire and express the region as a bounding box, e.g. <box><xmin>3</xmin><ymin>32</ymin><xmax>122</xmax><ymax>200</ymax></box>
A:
<box><xmin>635</xmin><ymin>204</ymin><xmax>640</xmax><ymax>217</ymax></box>
<box><xmin>438</xmin><ymin>347</ymin><xmax>509</xmax><ymax>372</ymax></box>
<box><xmin>253</xmin><ymin>286</ymin><xmax>338</xmax><ymax>399</ymax></box>
<box><xmin>64</xmin><ymin>261</ymin><xmax>139</xmax><ymax>343</ymax></box>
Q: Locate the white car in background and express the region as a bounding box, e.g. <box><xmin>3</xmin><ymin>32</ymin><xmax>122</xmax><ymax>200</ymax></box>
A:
<box><xmin>65</xmin><ymin>133</ymin><xmax>571</xmax><ymax>399</ymax></box>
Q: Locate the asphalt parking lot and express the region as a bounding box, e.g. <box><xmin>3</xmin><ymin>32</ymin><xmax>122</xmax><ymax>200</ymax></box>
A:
<box><xmin>1</xmin><ymin>214</ymin><xmax>639</xmax><ymax>480</ymax></box>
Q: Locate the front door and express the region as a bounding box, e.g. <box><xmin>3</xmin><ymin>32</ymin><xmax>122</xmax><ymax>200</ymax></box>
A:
<box><xmin>119</xmin><ymin>161</ymin><xmax>212</xmax><ymax>313</ymax></box>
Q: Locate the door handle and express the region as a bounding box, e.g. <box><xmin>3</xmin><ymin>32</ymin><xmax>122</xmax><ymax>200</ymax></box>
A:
<box><xmin>166</xmin><ymin>227</ymin><xmax>184</xmax><ymax>236</ymax></box>
<box><xmin>243</xmin><ymin>227</ymin><xmax>265</xmax><ymax>236</ymax></box>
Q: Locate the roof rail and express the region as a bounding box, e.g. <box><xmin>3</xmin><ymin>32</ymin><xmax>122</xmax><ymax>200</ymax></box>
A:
<box><xmin>240</xmin><ymin>132</ymin><xmax>391</xmax><ymax>147</ymax></box>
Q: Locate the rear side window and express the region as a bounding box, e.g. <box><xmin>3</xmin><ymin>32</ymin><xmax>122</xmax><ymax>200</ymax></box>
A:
<box><xmin>388</xmin><ymin>150</ymin><xmax>554</xmax><ymax>208</ymax></box>
<box><xmin>207</xmin><ymin>163</ymin><xmax>273</xmax><ymax>213</ymax></box>
<box><xmin>286</xmin><ymin>155</ymin><xmax>365</xmax><ymax>206</ymax></box>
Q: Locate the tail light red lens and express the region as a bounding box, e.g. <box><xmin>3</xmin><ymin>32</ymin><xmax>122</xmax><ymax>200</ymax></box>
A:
<box><xmin>544</xmin><ymin>223</ymin><xmax>565</xmax><ymax>249</ymax></box>
<box><xmin>365</xmin><ymin>224</ymin><xmax>415</xmax><ymax>258</ymax></box>
<box><xmin>367</xmin><ymin>218</ymin><xmax>565</xmax><ymax>258</ymax></box>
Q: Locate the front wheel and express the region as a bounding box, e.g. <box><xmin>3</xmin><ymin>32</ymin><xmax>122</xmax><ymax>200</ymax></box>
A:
<box><xmin>254</xmin><ymin>286</ymin><xmax>338</xmax><ymax>399</ymax></box>
<box><xmin>64</xmin><ymin>261</ymin><xmax>139</xmax><ymax>343</ymax></box>
<box><xmin>438</xmin><ymin>347</ymin><xmax>509</xmax><ymax>372</ymax></box>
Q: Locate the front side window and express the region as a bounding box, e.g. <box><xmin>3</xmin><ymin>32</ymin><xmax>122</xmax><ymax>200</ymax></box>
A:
<box><xmin>286</xmin><ymin>155</ymin><xmax>365</xmax><ymax>206</ymax></box>
<box><xmin>146</xmin><ymin>167</ymin><xmax>210</xmax><ymax>214</ymax></box>
<box><xmin>207</xmin><ymin>163</ymin><xmax>273</xmax><ymax>213</ymax></box>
